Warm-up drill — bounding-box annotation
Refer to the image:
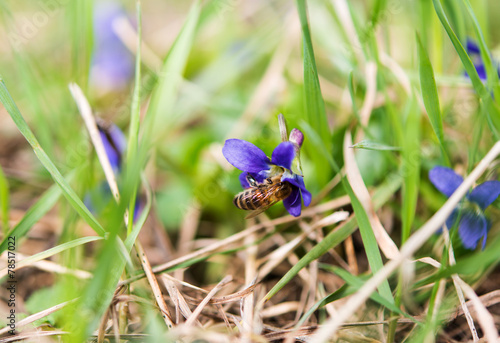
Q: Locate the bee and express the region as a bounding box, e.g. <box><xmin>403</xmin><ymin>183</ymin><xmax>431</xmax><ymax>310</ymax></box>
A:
<box><xmin>233</xmin><ymin>173</ymin><xmax>293</xmax><ymax>219</ymax></box>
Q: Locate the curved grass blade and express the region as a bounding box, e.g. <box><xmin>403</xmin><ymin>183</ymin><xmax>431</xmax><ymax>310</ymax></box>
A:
<box><xmin>401</xmin><ymin>97</ymin><xmax>421</xmax><ymax>243</ymax></box>
<box><xmin>432</xmin><ymin>0</ymin><xmax>500</xmax><ymax>138</ymax></box>
<box><xmin>416</xmin><ymin>33</ymin><xmax>448</xmax><ymax>164</ymax></box>
<box><xmin>0</xmin><ymin>79</ymin><xmax>105</xmax><ymax>236</ymax></box>
<box><xmin>2</xmin><ymin>236</ymin><xmax>103</xmax><ymax>275</ymax></box>
<box><xmin>126</xmin><ymin>1</ymin><xmax>142</xmax><ymax>232</ymax></box>
<box><xmin>310</xmin><ymin>123</ymin><xmax>395</xmax><ymax>302</ymax></box>
<box><xmin>325</xmin><ymin>265</ymin><xmax>414</xmax><ymax>320</ymax></box>
<box><xmin>295</xmin><ymin>0</ymin><xmax>330</xmax><ymax>148</ymax></box>
<box><xmin>0</xmin><ymin>179</ymin><xmax>64</xmax><ymax>254</ymax></box>
<box><xmin>298</xmin><ymin>267</ymin><xmax>418</xmax><ymax>329</ymax></box>
<box><xmin>124</xmin><ymin>175</ymin><xmax>152</xmax><ymax>251</ymax></box>
<box><xmin>415</xmin><ymin>230</ymin><xmax>500</xmax><ymax>289</ymax></box>
<box><xmin>297</xmin><ymin>283</ymin><xmax>353</xmax><ymax>327</ymax></box>
<box><xmin>145</xmin><ymin>0</ymin><xmax>200</xmax><ymax>140</ymax></box>
<box><xmin>460</xmin><ymin>0</ymin><xmax>500</xmax><ymax>96</ymax></box>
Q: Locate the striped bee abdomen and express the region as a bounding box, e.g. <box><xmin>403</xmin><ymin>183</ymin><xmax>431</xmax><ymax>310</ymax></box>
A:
<box><xmin>233</xmin><ymin>180</ymin><xmax>293</xmax><ymax>211</ymax></box>
<box><xmin>233</xmin><ymin>187</ymin><xmax>265</xmax><ymax>210</ymax></box>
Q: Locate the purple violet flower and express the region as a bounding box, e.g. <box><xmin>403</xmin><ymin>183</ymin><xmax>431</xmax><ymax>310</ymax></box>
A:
<box><xmin>429</xmin><ymin>166</ymin><xmax>500</xmax><ymax>250</ymax></box>
<box><xmin>222</xmin><ymin>138</ymin><xmax>311</xmax><ymax>217</ymax></box>
<box><xmin>85</xmin><ymin>122</ymin><xmax>143</xmax><ymax>220</ymax></box>
<box><xmin>465</xmin><ymin>38</ymin><xmax>500</xmax><ymax>81</ymax></box>
<box><xmin>90</xmin><ymin>0</ymin><xmax>135</xmax><ymax>93</ymax></box>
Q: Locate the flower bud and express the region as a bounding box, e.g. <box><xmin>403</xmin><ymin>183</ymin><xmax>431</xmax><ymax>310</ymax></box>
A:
<box><xmin>289</xmin><ymin>128</ymin><xmax>304</xmax><ymax>148</ymax></box>
<box><xmin>289</xmin><ymin>128</ymin><xmax>304</xmax><ymax>176</ymax></box>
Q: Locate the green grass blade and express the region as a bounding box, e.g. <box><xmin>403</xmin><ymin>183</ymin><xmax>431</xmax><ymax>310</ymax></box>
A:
<box><xmin>325</xmin><ymin>266</ymin><xmax>413</xmax><ymax>320</ymax></box>
<box><xmin>295</xmin><ymin>0</ymin><xmax>330</xmax><ymax>148</ymax></box>
<box><xmin>416</xmin><ymin>33</ymin><xmax>448</xmax><ymax>164</ymax></box>
<box><xmin>0</xmin><ymin>166</ymin><xmax>9</xmax><ymax>233</ymax></box>
<box><xmin>69</xmin><ymin>0</ymin><xmax>93</xmax><ymax>89</ymax></box>
<box><xmin>304</xmin><ymin>122</ymin><xmax>395</xmax><ymax>303</ymax></box>
<box><xmin>66</xmin><ymin>238</ymin><xmax>126</xmax><ymax>340</ymax></box>
<box><xmin>432</xmin><ymin>0</ymin><xmax>500</xmax><ymax>138</ymax></box>
<box><xmin>13</xmin><ymin>236</ymin><xmax>103</xmax><ymax>269</ymax></box>
<box><xmin>125</xmin><ymin>176</ymin><xmax>152</xmax><ymax>251</ymax></box>
<box><xmin>347</xmin><ymin>72</ymin><xmax>360</xmax><ymax>120</ymax></box>
<box><xmin>126</xmin><ymin>1</ymin><xmax>142</xmax><ymax>232</ymax></box>
<box><xmin>145</xmin><ymin>0</ymin><xmax>200</xmax><ymax>140</ymax></box>
<box><xmin>371</xmin><ymin>0</ymin><xmax>387</xmax><ymax>27</ymax></box>
<box><xmin>297</xmin><ymin>283</ymin><xmax>353</xmax><ymax>327</ymax></box>
<box><xmin>460</xmin><ymin>0</ymin><xmax>500</xmax><ymax>96</ymax></box>
<box><xmin>415</xmin><ymin>230</ymin><xmax>500</xmax><ymax>288</ymax></box>
<box><xmin>0</xmin><ymin>79</ymin><xmax>105</xmax><ymax>236</ymax></box>
<box><xmin>350</xmin><ymin>140</ymin><xmax>400</xmax><ymax>151</ymax></box>
<box><xmin>341</xmin><ymin>165</ymin><xmax>395</xmax><ymax>305</ymax></box>
<box><xmin>0</xmin><ymin>180</ymin><xmax>63</xmax><ymax>254</ymax></box>
<box><xmin>401</xmin><ymin>97</ymin><xmax>421</xmax><ymax>243</ymax></box>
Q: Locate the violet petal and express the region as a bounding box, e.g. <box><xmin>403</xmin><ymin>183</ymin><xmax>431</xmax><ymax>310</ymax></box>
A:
<box><xmin>271</xmin><ymin>142</ymin><xmax>295</xmax><ymax>170</ymax></box>
<box><xmin>467</xmin><ymin>180</ymin><xmax>500</xmax><ymax>210</ymax></box>
<box><xmin>283</xmin><ymin>187</ymin><xmax>302</xmax><ymax>217</ymax></box>
<box><xmin>429</xmin><ymin>166</ymin><xmax>463</xmax><ymax>198</ymax></box>
<box><xmin>457</xmin><ymin>212</ymin><xmax>489</xmax><ymax>250</ymax></box>
<box><xmin>223</xmin><ymin>139</ymin><xmax>271</xmax><ymax>173</ymax></box>
<box><xmin>282</xmin><ymin>174</ymin><xmax>311</xmax><ymax>207</ymax></box>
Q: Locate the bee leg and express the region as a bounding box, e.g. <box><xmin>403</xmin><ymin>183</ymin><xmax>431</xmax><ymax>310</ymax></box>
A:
<box><xmin>246</xmin><ymin>173</ymin><xmax>258</xmax><ymax>187</ymax></box>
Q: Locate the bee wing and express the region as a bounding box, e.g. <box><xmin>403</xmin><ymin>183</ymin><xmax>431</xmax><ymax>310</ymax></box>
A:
<box><xmin>245</xmin><ymin>206</ymin><xmax>272</xmax><ymax>219</ymax></box>
<box><xmin>244</xmin><ymin>192</ymin><xmax>282</xmax><ymax>219</ymax></box>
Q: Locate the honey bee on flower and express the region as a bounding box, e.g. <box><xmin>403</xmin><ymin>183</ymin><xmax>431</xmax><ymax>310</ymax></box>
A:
<box><xmin>222</xmin><ymin>115</ymin><xmax>311</xmax><ymax>218</ymax></box>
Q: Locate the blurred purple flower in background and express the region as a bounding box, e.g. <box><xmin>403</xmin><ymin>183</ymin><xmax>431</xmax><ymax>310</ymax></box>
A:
<box><xmin>465</xmin><ymin>38</ymin><xmax>500</xmax><ymax>81</ymax></box>
<box><xmin>429</xmin><ymin>166</ymin><xmax>500</xmax><ymax>250</ymax></box>
<box><xmin>90</xmin><ymin>0</ymin><xmax>134</xmax><ymax>94</ymax></box>
<box><xmin>222</xmin><ymin>131</ymin><xmax>311</xmax><ymax>217</ymax></box>
<box><xmin>85</xmin><ymin>122</ymin><xmax>143</xmax><ymax>220</ymax></box>
<box><xmin>98</xmin><ymin>122</ymin><xmax>127</xmax><ymax>172</ymax></box>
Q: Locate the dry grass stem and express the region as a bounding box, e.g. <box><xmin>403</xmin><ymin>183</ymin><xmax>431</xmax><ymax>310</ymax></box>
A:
<box><xmin>344</xmin><ymin>130</ymin><xmax>399</xmax><ymax>259</ymax></box>
<box><xmin>443</xmin><ymin>226</ymin><xmax>479</xmax><ymax>342</ymax></box>
<box><xmin>134</xmin><ymin>240</ymin><xmax>174</xmax><ymax>328</ymax></box>
<box><xmin>185</xmin><ymin>275</ymin><xmax>233</xmax><ymax>326</ymax></box>
<box><xmin>257</xmin><ymin>211</ymin><xmax>348</xmax><ymax>280</ymax></box>
<box><xmin>332</xmin><ymin>0</ymin><xmax>363</xmax><ymax>64</ymax></box>
<box><xmin>357</xmin><ymin>62</ymin><xmax>378</xmax><ymax>136</ymax></box>
<box><xmin>97</xmin><ymin>307</ymin><xmax>109</xmax><ymax>343</ymax></box>
<box><xmin>175</xmin><ymin>201</ymin><xmax>201</xmax><ymax>281</ymax></box>
<box><xmin>149</xmin><ymin>202</ymin><xmax>347</xmax><ymax>278</ymax></box>
<box><xmin>162</xmin><ymin>275</ymin><xmax>197</xmax><ymax>324</ymax></box>
<box><xmin>242</xmin><ymin>231</ymin><xmax>259</xmax><ymax>341</ymax></box>
<box><xmin>455</xmin><ymin>279</ymin><xmax>499</xmax><ymax>342</ymax></box>
<box><xmin>0</xmin><ymin>251</ymin><xmax>92</xmax><ymax>279</ymax></box>
<box><xmin>68</xmin><ymin>83</ymin><xmax>120</xmax><ymax>204</ymax></box>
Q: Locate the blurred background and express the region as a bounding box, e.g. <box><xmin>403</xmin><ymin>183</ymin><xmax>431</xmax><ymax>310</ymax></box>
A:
<box><xmin>1</xmin><ymin>0</ymin><xmax>500</xmax><ymax>341</ymax></box>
